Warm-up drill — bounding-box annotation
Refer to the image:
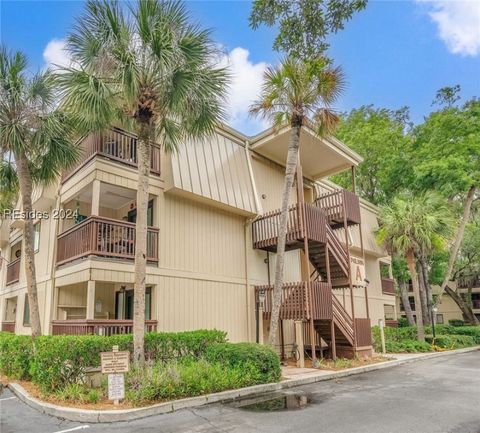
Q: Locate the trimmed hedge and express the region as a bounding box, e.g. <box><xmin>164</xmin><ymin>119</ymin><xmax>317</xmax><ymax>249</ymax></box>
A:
<box><xmin>433</xmin><ymin>325</ymin><xmax>480</xmax><ymax>344</ymax></box>
<box><xmin>448</xmin><ymin>319</ymin><xmax>465</xmax><ymax>327</ymax></box>
<box><xmin>0</xmin><ymin>330</ymin><xmax>227</xmax><ymax>392</ymax></box>
<box><xmin>0</xmin><ymin>333</ymin><xmax>33</xmax><ymax>379</ymax></box>
<box><xmin>205</xmin><ymin>342</ymin><xmax>281</xmax><ymax>383</ymax></box>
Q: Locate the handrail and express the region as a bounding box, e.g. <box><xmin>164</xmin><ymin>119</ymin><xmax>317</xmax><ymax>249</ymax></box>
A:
<box><xmin>56</xmin><ymin>216</ymin><xmax>159</xmax><ymax>265</ymax></box>
<box><xmin>326</xmin><ymin>225</ymin><xmax>349</xmax><ymax>276</ymax></box>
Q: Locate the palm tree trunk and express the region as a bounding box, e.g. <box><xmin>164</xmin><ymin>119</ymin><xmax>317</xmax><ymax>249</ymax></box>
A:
<box><xmin>417</xmin><ymin>261</ymin><xmax>430</xmax><ymax>325</ymax></box>
<box><xmin>268</xmin><ymin>123</ymin><xmax>301</xmax><ymax>346</ymax></box>
<box><xmin>133</xmin><ymin>127</ymin><xmax>151</xmax><ymax>363</ymax></box>
<box><xmin>14</xmin><ymin>150</ymin><xmax>42</xmax><ymax>338</ymax></box>
<box><xmin>399</xmin><ymin>280</ymin><xmax>415</xmax><ymax>326</ymax></box>
<box><xmin>419</xmin><ymin>257</ymin><xmax>433</xmax><ymax>323</ymax></box>
<box><xmin>406</xmin><ymin>249</ymin><xmax>425</xmax><ymax>341</ymax></box>
<box><xmin>445</xmin><ymin>286</ymin><xmax>480</xmax><ymax>325</ymax></box>
<box><xmin>437</xmin><ymin>185</ymin><xmax>476</xmax><ymax>301</ymax></box>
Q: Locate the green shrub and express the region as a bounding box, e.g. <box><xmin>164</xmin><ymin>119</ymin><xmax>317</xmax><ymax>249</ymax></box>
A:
<box><xmin>125</xmin><ymin>358</ymin><xmax>262</xmax><ymax>406</ymax></box>
<box><xmin>385</xmin><ymin>340</ymin><xmax>432</xmax><ymax>353</ymax></box>
<box><xmin>0</xmin><ymin>333</ymin><xmax>33</xmax><ymax>379</ymax></box>
<box><xmin>30</xmin><ymin>334</ymin><xmax>132</xmax><ymax>391</ymax></box>
<box><xmin>448</xmin><ymin>319</ymin><xmax>465</xmax><ymax>327</ymax></box>
<box><xmin>86</xmin><ymin>389</ymin><xmax>101</xmax><ymax>404</ymax></box>
<box><xmin>435</xmin><ymin>325</ymin><xmax>480</xmax><ymax>343</ymax></box>
<box><xmin>205</xmin><ymin>342</ymin><xmax>281</xmax><ymax>383</ymax></box>
<box><xmin>426</xmin><ymin>334</ymin><xmax>476</xmax><ymax>349</ymax></box>
<box><xmin>397</xmin><ymin>317</ymin><xmax>410</xmax><ymax>328</ymax></box>
<box><xmin>144</xmin><ymin>330</ymin><xmax>227</xmax><ymax>361</ymax></box>
<box><xmin>0</xmin><ymin>329</ymin><xmax>227</xmax><ymax>393</ymax></box>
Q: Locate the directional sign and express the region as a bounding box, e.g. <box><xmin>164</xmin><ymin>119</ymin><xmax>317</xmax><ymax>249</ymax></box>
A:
<box><xmin>101</xmin><ymin>350</ymin><xmax>129</xmax><ymax>374</ymax></box>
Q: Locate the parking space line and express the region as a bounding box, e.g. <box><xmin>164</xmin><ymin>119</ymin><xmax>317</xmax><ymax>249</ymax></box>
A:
<box><xmin>0</xmin><ymin>396</ymin><xmax>17</xmax><ymax>401</ymax></box>
<box><xmin>51</xmin><ymin>426</ymin><xmax>90</xmax><ymax>433</ymax></box>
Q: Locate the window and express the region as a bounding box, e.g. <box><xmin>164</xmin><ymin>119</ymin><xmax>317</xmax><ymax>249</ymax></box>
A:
<box><xmin>380</xmin><ymin>262</ymin><xmax>391</xmax><ymax>279</ymax></box>
<box><xmin>34</xmin><ymin>222</ymin><xmax>41</xmax><ymax>253</ymax></box>
<box><xmin>23</xmin><ymin>295</ymin><xmax>30</xmax><ymax>326</ymax></box>
<box><xmin>436</xmin><ymin>314</ymin><xmax>444</xmax><ymax>324</ymax></box>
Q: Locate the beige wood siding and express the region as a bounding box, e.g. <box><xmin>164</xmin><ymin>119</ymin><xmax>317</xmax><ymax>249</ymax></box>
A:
<box><xmin>168</xmin><ymin>132</ymin><xmax>257</xmax><ymax>215</ymax></box>
<box><xmin>159</xmin><ymin>194</ymin><xmax>246</xmax><ymax>279</ymax></box>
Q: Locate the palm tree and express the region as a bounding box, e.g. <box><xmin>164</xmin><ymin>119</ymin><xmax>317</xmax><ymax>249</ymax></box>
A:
<box><xmin>59</xmin><ymin>0</ymin><xmax>227</xmax><ymax>362</ymax></box>
<box><xmin>0</xmin><ymin>46</ymin><xmax>79</xmax><ymax>337</ymax></box>
<box><xmin>250</xmin><ymin>57</ymin><xmax>345</xmax><ymax>347</ymax></box>
<box><xmin>376</xmin><ymin>192</ymin><xmax>453</xmax><ymax>341</ymax></box>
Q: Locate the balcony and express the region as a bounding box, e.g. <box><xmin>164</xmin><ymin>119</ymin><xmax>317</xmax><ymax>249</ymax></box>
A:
<box><xmin>255</xmin><ymin>281</ymin><xmax>332</xmax><ymax>321</ymax></box>
<box><xmin>381</xmin><ymin>278</ymin><xmax>396</xmax><ymax>295</ymax></box>
<box><xmin>314</xmin><ymin>189</ymin><xmax>361</xmax><ymax>229</ymax></box>
<box><xmin>6</xmin><ymin>258</ymin><xmax>20</xmax><ymax>285</ymax></box>
<box><xmin>252</xmin><ymin>203</ymin><xmax>327</xmax><ymax>252</ymax></box>
<box><xmin>1</xmin><ymin>321</ymin><xmax>15</xmax><ymax>333</ymax></box>
<box><xmin>62</xmin><ymin>128</ymin><xmax>161</xmax><ymax>182</ymax></box>
<box><xmin>56</xmin><ymin>216</ymin><xmax>159</xmax><ymax>265</ymax></box>
<box><xmin>51</xmin><ymin>319</ymin><xmax>158</xmax><ymax>336</ymax></box>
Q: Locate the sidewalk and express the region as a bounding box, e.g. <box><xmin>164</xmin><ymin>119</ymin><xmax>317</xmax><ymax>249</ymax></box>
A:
<box><xmin>7</xmin><ymin>346</ymin><xmax>479</xmax><ymax>423</ymax></box>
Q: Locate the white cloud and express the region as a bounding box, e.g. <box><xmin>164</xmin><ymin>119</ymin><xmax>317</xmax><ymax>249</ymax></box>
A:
<box><xmin>219</xmin><ymin>47</ymin><xmax>269</xmax><ymax>135</ymax></box>
<box><xmin>422</xmin><ymin>1</ymin><xmax>480</xmax><ymax>56</ymax></box>
<box><xmin>43</xmin><ymin>38</ymin><xmax>72</xmax><ymax>69</ymax></box>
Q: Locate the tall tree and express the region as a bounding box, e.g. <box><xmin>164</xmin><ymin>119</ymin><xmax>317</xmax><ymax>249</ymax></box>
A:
<box><xmin>392</xmin><ymin>255</ymin><xmax>415</xmax><ymax>326</ymax></box>
<box><xmin>250</xmin><ymin>0</ymin><xmax>367</xmax><ymax>58</ymax></box>
<box><xmin>250</xmin><ymin>57</ymin><xmax>345</xmax><ymax>347</ymax></box>
<box><xmin>376</xmin><ymin>192</ymin><xmax>454</xmax><ymax>341</ymax></box>
<box><xmin>60</xmin><ymin>0</ymin><xmax>227</xmax><ymax>362</ymax></box>
<box><xmin>413</xmin><ymin>97</ymin><xmax>480</xmax><ymax>306</ymax></box>
<box><xmin>0</xmin><ymin>46</ymin><xmax>78</xmax><ymax>337</ymax></box>
<box><xmin>331</xmin><ymin>105</ymin><xmax>413</xmax><ymax>205</ymax></box>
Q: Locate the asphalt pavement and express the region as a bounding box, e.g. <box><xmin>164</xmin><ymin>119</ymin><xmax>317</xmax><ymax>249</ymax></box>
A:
<box><xmin>1</xmin><ymin>351</ymin><xmax>479</xmax><ymax>433</ymax></box>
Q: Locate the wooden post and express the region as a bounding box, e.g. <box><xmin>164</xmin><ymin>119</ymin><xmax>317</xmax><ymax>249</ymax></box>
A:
<box><xmin>351</xmin><ymin>166</ymin><xmax>357</xmax><ymax>194</ymax></box>
<box><xmin>86</xmin><ymin>280</ymin><xmax>95</xmax><ymax>320</ymax></box>
<box><xmin>295</xmin><ymin>320</ymin><xmax>305</xmax><ymax>368</ymax></box>
<box><xmin>297</xmin><ymin>162</ymin><xmax>317</xmax><ymax>365</ymax></box>
<box><xmin>280</xmin><ymin>319</ymin><xmax>286</xmax><ymax>362</ymax></box>
<box><xmin>91</xmin><ymin>179</ymin><xmax>101</xmax><ymax>216</ymax></box>
<box><xmin>325</xmin><ymin>244</ymin><xmax>336</xmax><ymax>360</ymax></box>
<box><xmin>378</xmin><ymin>319</ymin><xmax>386</xmax><ymax>354</ymax></box>
<box><xmin>258</xmin><ymin>303</ymin><xmax>264</xmax><ymax>345</ymax></box>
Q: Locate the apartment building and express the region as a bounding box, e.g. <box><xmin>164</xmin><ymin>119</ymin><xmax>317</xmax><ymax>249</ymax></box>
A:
<box><xmin>0</xmin><ymin>124</ymin><xmax>397</xmax><ymax>358</ymax></box>
<box><xmin>397</xmin><ymin>280</ymin><xmax>480</xmax><ymax>325</ymax></box>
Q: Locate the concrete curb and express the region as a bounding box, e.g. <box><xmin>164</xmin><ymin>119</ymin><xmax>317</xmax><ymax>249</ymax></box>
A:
<box><xmin>8</xmin><ymin>346</ymin><xmax>479</xmax><ymax>423</ymax></box>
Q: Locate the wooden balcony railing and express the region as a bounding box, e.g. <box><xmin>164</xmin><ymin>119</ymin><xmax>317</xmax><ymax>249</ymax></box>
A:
<box><xmin>255</xmin><ymin>281</ymin><xmax>333</xmax><ymax>321</ymax></box>
<box><xmin>381</xmin><ymin>278</ymin><xmax>396</xmax><ymax>295</ymax></box>
<box><xmin>51</xmin><ymin>319</ymin><xmax>158</xmax><ymax>336</ymax></box>
<box><xmin>354</xmin><ymin>318</ymin><xmax>372</xmax><ymax>347</ymax></box>
<box><xmin>62</xmin><ymin>128</ymin><xmax>161</xmax><ymax>182</ymax></box>
<box><xmin>6</xmin><ymin>258</ymin><xmax>20</xmax><ymax>285</ymax></box>
<box><xmin>458</xmin><ymin>276</ymin><xmax>480</xmax><ymax>289</ymax></box>
<box><xmin>385</xmin><ymin>319</ymin><xmax>399</xmax><ymax>328</ymax></box>
<box><xmin>1</xmin><ymin>321</ymin><xmax>16</xmax><ymax>333</ymax></box>
<box><xmin>56</xmin><ymin>216</ymin><xmax>159</xmax><ymax>265</ymax></box>
<box><xmin>314</xmin><ymin>189</ymin><xmax>361</xmax><ymax>228</ymax></box>
<box><xmin>252</xmin><ymin>203</ymin><xmax>327</xmax><ymax>252</ymax></box>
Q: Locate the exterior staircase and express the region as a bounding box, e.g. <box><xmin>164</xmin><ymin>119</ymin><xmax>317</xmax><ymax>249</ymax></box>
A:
<box><xmin>252</xmin><ymin>187</ymin><xmax>372</xmax><ymax>359</ymax></box>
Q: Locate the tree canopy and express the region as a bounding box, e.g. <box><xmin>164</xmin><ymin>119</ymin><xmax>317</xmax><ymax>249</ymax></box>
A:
<box><xmin>250</xmin><ymin>0</ymin><xmax>367</xmax><ymax>58</ymax></box>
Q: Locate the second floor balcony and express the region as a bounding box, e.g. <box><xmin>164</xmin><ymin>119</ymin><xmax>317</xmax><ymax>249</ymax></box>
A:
<box><xmin>56</xmin><ymin>216</ymin><xmax>159</xmax><ymax>266</ymax></box>
<box><xmin>62</xmin><ymin>128</ymin><xmax>161</xmax><ymax>182</ymax></box>
<box><xmin>6</xmin><ymin>258</ymin><xmax>20</xmax><ymax>285</ymax></box>
<box><xmin>381</xmin><ymin>278</ymin><xmax>395</xmax><ymax>295</ymax></box>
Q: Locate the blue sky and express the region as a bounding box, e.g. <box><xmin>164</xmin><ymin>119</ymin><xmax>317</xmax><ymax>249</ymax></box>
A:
<box><xmin>1</xmin><ymin>0</ymin><xmax>479</xmax><ymax>135</ymax></box>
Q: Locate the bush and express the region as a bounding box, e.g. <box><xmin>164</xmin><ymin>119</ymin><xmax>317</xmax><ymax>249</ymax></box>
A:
<box><xmin>397</xmin><ymin>317</ymin><xmax>410</xmax><ymax>328</ymax></box>
<box><xmin>435</xmin><ymin>325</ymin><xmax>480</xmax><ymax>343</ymax></box>
<box><xmin>426</xmin><ymin>334</ymin><xmax>476</xmax><ymax>349</ymax></box>
<box><xmin>126</xmin><ymin>358</ymin><xmax>254</xmax><ymax>405</ymax></box>
<box><xmin>205</xmin><ymin>343</ymin><xmax>281</xmax><ymax>383</ymax></box>
<box><xmin>0</xmin><ymin>329</ymin><xmax>227</xmax><ymax>392</ymax></box>
<box><xmin>448</xmin><ymin>319</ymin><xmax>465</xmax><ymax>327</ymax></box>
<box><xmin>0</xmin><ymin>333</ymin><xmax>33</xmax><ymax>379</ymax></box>
<box><xmin>385</xmin><ymin>340</ymin><xmax>432</xmax><ymax>353</ymax></box>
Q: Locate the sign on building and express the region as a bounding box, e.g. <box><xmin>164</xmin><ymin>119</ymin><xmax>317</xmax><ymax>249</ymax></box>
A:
<box><xmin>350</xmin><ymin>256</ymin><xmax>366</xmax><ymax>287</ymax></box>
